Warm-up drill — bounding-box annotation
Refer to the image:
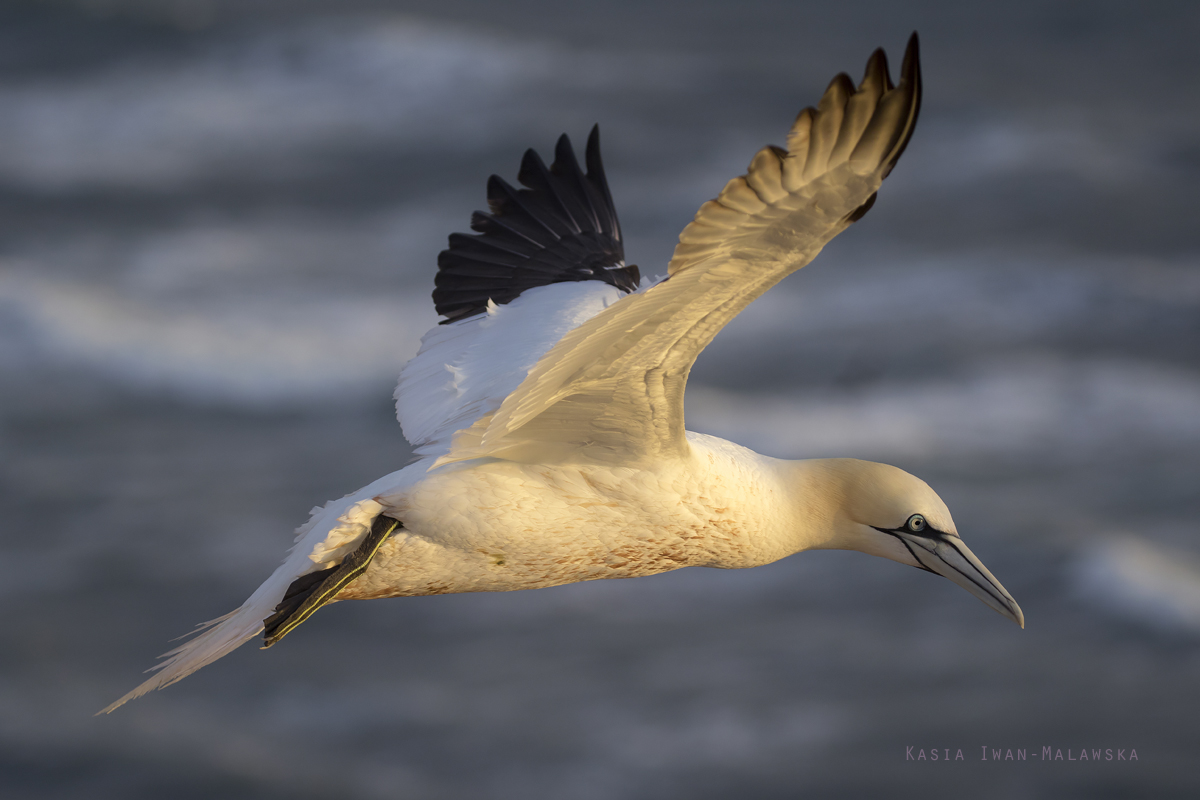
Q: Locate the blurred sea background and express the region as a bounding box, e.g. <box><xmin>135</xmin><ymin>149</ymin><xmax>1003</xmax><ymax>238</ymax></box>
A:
<box><xmin>2</xmin><ymin>1</ymin><xmax>1198</xmax><ymax>797</ymax></box>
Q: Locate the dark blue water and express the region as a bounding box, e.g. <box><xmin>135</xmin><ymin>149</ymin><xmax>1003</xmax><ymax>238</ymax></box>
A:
<box><xmin>2</xmin><ymin>1</ymin><xmax>1198</xmax><ymax>797</ymax></box>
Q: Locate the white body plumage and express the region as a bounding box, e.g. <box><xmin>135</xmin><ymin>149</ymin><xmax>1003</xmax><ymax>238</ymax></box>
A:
<box><xmin>351</xmin><ymin>433</ymin><xmax>796</xmax><ymax>599</ymax></box>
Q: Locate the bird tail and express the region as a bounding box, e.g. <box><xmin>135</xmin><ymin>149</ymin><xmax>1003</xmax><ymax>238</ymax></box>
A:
<box><xmin>97</xmin><ymin>592</ymin><xmax>273</xmax><ymax>714</ymax></box>
<box><xmin>99</xmin><ymin>495</ymin><xmax>388</xmax><ymax>714</ymax></box>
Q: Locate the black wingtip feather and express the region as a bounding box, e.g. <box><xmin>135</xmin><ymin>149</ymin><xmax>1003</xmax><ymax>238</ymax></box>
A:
<box><xmin>518</xmin><ymin>148</ymin><xmax>583</xmax><ymax>234</ymax></box>
<box><xmin>903</xmin><ymin>32</ymin><xmax>920</xmax><ymax>77</ymax></box>
<box><xmin>433</xmin><ymin>128</ymin><xmax>637</xmax><ymax>324</ymax></box>
<box><xmin>880</xmin><ymin>32</ymin><xmax>922</xmax><ymax>178</ymax></box>
<box><xmin>844</xmin><ymin>191</ymin><xmax>878</xmax><ymax>223</ymax></box>
<box><xmin>585</xmin><ymin>125</ymin><xmax>622</xmax><ymax>244</ymax></box>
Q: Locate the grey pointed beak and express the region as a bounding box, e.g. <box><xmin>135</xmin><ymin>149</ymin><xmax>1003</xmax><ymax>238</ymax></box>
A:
<box><xmin>893</xmin><ymin>531</ymin><xmax>1024</xmax><ymax>628</ymax></box>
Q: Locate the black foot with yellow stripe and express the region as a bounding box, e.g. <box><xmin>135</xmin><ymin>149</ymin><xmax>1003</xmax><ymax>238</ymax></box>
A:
<box><xmin>262</xmin><ymin>514</ymin><xmax>401</xmax><ymax>648</ymax></box>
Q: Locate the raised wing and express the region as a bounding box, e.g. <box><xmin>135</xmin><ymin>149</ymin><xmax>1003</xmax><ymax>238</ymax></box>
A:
<box><xmin>435</xmin><ymin>34</ymin><xmax>922</xmax><ymax>468</ymax></box>
<box><xmin>397</xmin><ymin>128</ymin><xmax>641</xmax><ymax>456</ymax></box>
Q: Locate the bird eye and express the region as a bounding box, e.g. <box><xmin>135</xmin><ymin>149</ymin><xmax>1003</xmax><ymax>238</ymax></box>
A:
<box><xmin>906</xmin><ymin>514</ymin><xmax>926</xmax><ymax>532</ymax></box>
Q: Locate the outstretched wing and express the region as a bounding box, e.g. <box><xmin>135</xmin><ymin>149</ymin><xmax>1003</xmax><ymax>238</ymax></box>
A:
<box><xmin>436</xmin><ymin>34</ymin><xmax>922</xmax><ymax>467</ymax></box>
<box><xmin>396</xmin><ymin>127</ymin><xmax>641</xmax><ymax>457</ymax></box>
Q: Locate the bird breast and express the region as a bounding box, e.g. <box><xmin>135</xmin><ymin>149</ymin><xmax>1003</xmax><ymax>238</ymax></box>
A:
<box><xmin>341</xmin><ymin>435</ymin><xmax>794</xmax><ymax>600</ymax></box>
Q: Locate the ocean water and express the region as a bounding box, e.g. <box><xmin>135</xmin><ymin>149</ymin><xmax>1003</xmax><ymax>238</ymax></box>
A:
<box><xmin>2</xmin><ymin>1</ymin><xmax>1198</xmax><ymax>797</ymax></box>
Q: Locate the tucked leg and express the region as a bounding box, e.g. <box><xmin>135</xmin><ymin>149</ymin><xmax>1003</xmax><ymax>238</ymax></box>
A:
<box><xmin>262</xmin><ymin>514</ymin><xmax>402</xmax><ymax>647</ymax></box>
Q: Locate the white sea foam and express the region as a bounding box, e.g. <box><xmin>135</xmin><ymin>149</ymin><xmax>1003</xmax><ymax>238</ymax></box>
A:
<box><xmin>1070</xmin><ymin>538</ymin><xmax>1200</xmax><ymax>635</ymax></box>
<box><xmin>0</xmin><ymin>196</ymin><xmax>463</xmax><ymax>405</ymax></box>
<box><xmin>117</xmin><ymin>205</ymin><xmax>457</xmax><ymax>291</ymax></box>
<box><xmin>897</xmin><ymin>118</ymin><xmax>1152</xmax><ymax>189</ymax></box>
<box><xmin>711</xmin><ymin>251</ymin><xmax>1200</xmax><ymax>346</ymax></box>
<box><xmin>687</xmin><ymin>358</ymin><xmax>1200</xmax><ymax>460</ymax></box>
<box><xmin>0</xmin><ymin>16</ymin><xmax>695</xmax><ymax>190</ymax></box>
<box><xmin>0</xmin><ymin>270</ymin><xmax>433</xmax><ymax>405</ymax></box>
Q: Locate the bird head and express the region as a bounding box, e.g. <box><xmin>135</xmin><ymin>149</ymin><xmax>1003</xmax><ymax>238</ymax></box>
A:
<box><xmin>802</xmin><ymin>458</ymin><xmax>1024</xmax><ymax>628</ymax></box>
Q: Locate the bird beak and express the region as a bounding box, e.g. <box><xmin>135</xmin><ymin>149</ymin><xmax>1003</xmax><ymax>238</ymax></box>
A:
<box><xmin>891</xmin><ymin>530</ymin><xmax>1025</xmax><ymax>628</ymax></box>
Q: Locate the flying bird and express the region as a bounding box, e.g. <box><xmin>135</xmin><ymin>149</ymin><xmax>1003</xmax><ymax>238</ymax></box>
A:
<box><xmin>104</xmin><ymin>33</ymin><xmax>1022</xmax><ymax>713</ymax></box>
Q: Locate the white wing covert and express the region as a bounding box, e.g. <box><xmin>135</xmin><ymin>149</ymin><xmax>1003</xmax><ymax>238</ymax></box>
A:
<box><xmin>436</xmin><ymin>35</ymin><xmax>922</xmax><ymax>468</ymax></box>
<box><xmin>396</xmin><ymin>282</ymin><xmax>626</xmax><ymax>456</ymax></box>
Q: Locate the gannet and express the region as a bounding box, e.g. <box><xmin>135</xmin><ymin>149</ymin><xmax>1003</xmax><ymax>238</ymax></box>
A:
<box><xmin>103</xmin><ymin>33</ymin><xmax>1022</xmax><ymax>714</ymax></box>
